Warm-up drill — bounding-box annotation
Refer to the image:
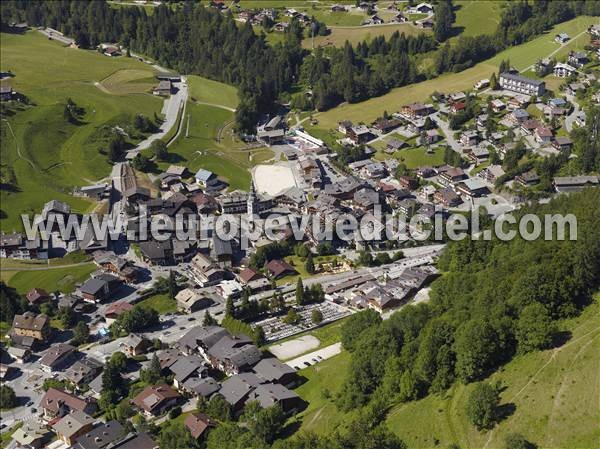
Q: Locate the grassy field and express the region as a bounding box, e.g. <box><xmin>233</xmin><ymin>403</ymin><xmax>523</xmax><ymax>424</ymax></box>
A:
<box><xmin>385</xmin><ymin>294</ymin><xmax>600</xmax><ymax>449</ymax></box>
<box><xmin>160</xmin><ymin>102</ymin><xmax>273</xmax><ymax>191</ymax></box>
<box><xmin>0</xmin><ymin>31</ymin><xmax>162</xmax><ymax>231</ymax></box>
<box><xmin>186</xmin><ymin>75</ymin><xmax>239</xmax><ymax>110</ymax></box>
<box><xmin>136</xmin><ymin>293</ymin><xmax>177</xmax><ymax>315</ymax></box>
<box><xmin>304</xmin><ymin>23</ymin><xmax>429</xmax><ymax>49</ymax></box>
<box><xmin>286</xmin><ymin>351</ymin><xmax>356</xmax><ymax>434</ymax></box>
<box><xmin>309</xmin><ymin>16</ymin><xmax>597</xmax><ymax>130</ymax></box>
<box><xmin>375</xmin><ymin>145</ymin><xmax>446</xmax><ymax>169</ymax></box>
<box><xmin>452</xmin><ymin>0</ymin><xmax>504</xmax><ymax>39</ymax></box>
<box><xmin>3</xmin><ymin>263</ymin><xmax>96</xmax><ymax>294</ymax></box>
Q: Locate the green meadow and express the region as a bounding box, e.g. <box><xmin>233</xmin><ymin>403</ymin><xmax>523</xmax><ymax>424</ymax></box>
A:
<box><xmin>0</xmin><ymin>31</ymin><xmax>162</xmax><ymax>231</ymax></box>
<box><xmin>2</xmin><ymin>263</ymin><xmax>96</xmax><ymax>294</ymax></box>
<box><xmin>310</xmin><ymin>16</ymin><xmax>597</xmax><ymax>130</ymax></box>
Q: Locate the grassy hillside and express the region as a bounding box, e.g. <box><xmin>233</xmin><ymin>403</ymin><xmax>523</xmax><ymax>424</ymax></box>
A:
<box><xmin>186</xmin><ymin>75</ymin><xmax>239</xmax><ymax>110</ymax></box>
<box><xmin>452</xmin><ymin>0</ymin><xmax>504</xmax><ymax>39</ymax></box>
<box><xmin>385</xmin><ymin>293</ymin><xmax>600</xmax><ymax>449</ymax></box>
<box><xmin>0</xmin><ymin>31</ymin><xmax>162</xmax><ymax>231</ymax></box>
<box><xmin>309</xmin><ymin>15</ymin><xmax>597</xmax><ymax>130</ymax></box>
<box><xmin>2</xmin><ymin>263</ymin><xmax>96</xmax><ymax>294</ymax></box>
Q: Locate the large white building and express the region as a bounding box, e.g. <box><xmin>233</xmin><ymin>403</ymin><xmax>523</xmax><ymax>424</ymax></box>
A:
<box><xmin>499</xmin><ymin>72</ymin><xmax>545</xmax><ymax>96</ymax></box>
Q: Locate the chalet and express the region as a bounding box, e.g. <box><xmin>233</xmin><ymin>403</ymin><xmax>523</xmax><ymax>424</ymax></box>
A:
<box><xmin>121</xmin><ymin>334</ymin><xmax>152</xmax><ymax>357</ymax></box>
<box><xmin>413</xmin><ymin>2</ymin><xmax>434</xmax><ymax>14</ymax></box>
<box><xmin>80</xmin><ymin>274</ymin><xmax>121</xmax><ymax>303</ymax></box>
<box><xmin>476</xmin><ymin>114</ymin><xmax>488</xmax><ymax>127</ymax></box>
<box><xmin>105</xmin><ymin>301</ymin><xmax>133</xmax><ymax>321</ymax></box>
<box><xmin>207</xmin><ymin>335</ymin><xmax>261</xmax><ymax>376</ymax></box>
<box><xmin>535</xmin><ymin>126</ymin><xmax>553</xmax><ymax>144</ymax></box>
<box><xmin>460</xmin><ymin>130</ymin><xmax>479</xmax><ymax>147</ymax></box>
<box><xmin>398</xmin><ymin>175</ymin><xmax>418</xmax><ymax>190</ymax></box>
<box><xmin>347</xmin><ymin>125</ymin><xmax>375</xmax><ymax>144</ymax></box>
<box><xmin>40</xmin><ymin>388</ymin><xmax>97</xmax><ymax>421</ymax></box>
<box><xmin>474</xmin><ymin>79</ymin><xmax>490</xmax><ymax>90</ymax></box>
<box><xmin>65</xmin><ymin>358</ymin><xmax>102</xmax><ymax>388</ymax></box>
<box><xmin>12</xmin><ymin>422</ymin><xmax>51</xmax><ymax>448</ymax></box>
<box><xmin>516</xmin><ymin>170</ymin><xmax>540</xmax><ymax>187</ymax></box>
<box><xmin>257</xmin><ymin>128</ymin><xmax>285</xmax><ymax>145</ymax></box>
<box><xmin>499</xmin><ymin>72</ymin><xmax>545</xmax><ymax>96</ymax></box>
<box><xmin>26</xmin><ymin>288</ymin><xmax>50</xmax><ymax>305</ymax></box>
<box><xmin>185</xmin><ymin>413</ymin><xmax>217</xmax><ymax>441</ymax></box>
<box><xmin>568</xmin><ymin>51</ymin><xmax>589</xmax><ymax>68</ymax></box>
<box><xmin>338</xmin><ymin>120</ymin><xmax>353</xmax><ymax>134</ymax></box>
<box><xmin>170</xmin><ymin>356</ymin><xmax>207</xmax><ymax>389</ymax></box>
<box><xmin>220</xmin><ymin>373</ymin><xmax>263</xmax><ymax>411</ymax></box>
<box><xmin>132</xmin><ymin>384</ymin><xmax>181</xmax><ymax>417</ymax></box>
<box><xmin>553</xmin><ymin>62</ymin><xmax>577</xmax><ymax>78</ymax></box>
<box><xmin>373</xmin><ymin>118</ymin><xmax>401</xmax><ymax>134</ymax></box>
<box><xmin>365</xmin><ymin>14</ymin><xmax>384</xmax><ymax>25</ymax></box>
<box><xmin>402</xmin><ymin>103</ymin><xmax>432</xmax><ymax>118</ymax></box>
<box><xmin>566</xmin><ymin>82</ymin><xmax>585</xmax><ymax>96</ymax></box>
<box><xmin>195</xmin><ymin>168</ymin><xmax>219</xmax><ymax>190</ymax></box>
<box><xmin>265</xmin><ymin>259</ymin><xmax>296</xmax><ymax>279</ymax></box>
<box><xmin>124</xmin><ymin>186</ymin><xmax>151</xmax><ymax>205</ymax></box>
<box><xmin>553</xmin><ymin>175</ymin><xmax>599</xmax><ymax>193</ymax></box>
<box><xmin>0</xmin><ymin>83</ymin><xmax>14</xmax><ymax>101</ymax></box>
<box><xmin>11</xmin><ymin>312</ymin><xmax>51</xmax><ymax>342</ymax></box>
<box><xmin>398</xmin><ymin>198</ymin><xmax>417</xmax><ymax>217</ymax></box>
<box><xmin>416</xmin><ymin>166</ymin><xmax>436</xmax><ymax>179</ymax></box>
<box><xmin>553</xmin><ymin>136</ymin><xmax>573</xmax><ymax>151</ymax></box>
<box><xmin>439</xmin><ymin>167</ymin><xmax>467</xmax><ymax>186</ymax></box>
<box><xmin>386</xmin><ymin>139</ymin><xmax>406</xmax><ymax>153</ymax></box>
<box><xmin>53</xmin><ymin>410</ymin><xmax>95</xmax><ymax>446</ymax></box>
<box><xmin>520</xmin><ymin>119</ymin><xmax>542</xmax><ymax>134</ymax></box>
<box><xmin>353</xmin><ymin>188</ymin><xmax>381</xmax><ymax>212</ymax></box>
<box><xmin>450</xmin><ymin>102</ymin><xmax>466</xmax><ymax>114</ymax></box>
<box><xmin>80</xmin><ymin>183</ymin><xmax>108</xmax><ymax>200</ymax></box>
<box><xmin>434</xmin><ymin>187</ymin><xmax>462</xmax><ymax>207</ymax></box>
<box><xmin>359</xmin><ymin>162</ymin><xmax>386</xmax><ymax>179</ymax></box>
<box><xmin>74</xmin><ymin>420</ymin><xmax>126</xmax><ymax>449</ymax></box>
<box><xmin>153</xmin><ymin>80</ymin><xmax>172</xmax><ymax>96</ymax></box>
<box><xmin>510</xmin><ymin>108</ymin><xmax>530</xmax><ymax>124</ymax></box>
<box><xmin>331</xmin><ymin>4</ymin><xmax>347</xmax><ymax>12</ymax></box>
<box><xmin>455</xmin><ymin>178</ymin><xmax>489</xmax><ymax>198</ymax></box>
<box><xmin>468</xmin><ymin>147</ymin><xmax>490</xmax><ymax>164</ymax></box>
<box><xmin>491</xmin><ymin>99</ymin><xmax>505</xmax><ymax>112</ymax></box>
<box><xmin>212</xmin><ymin>236</ymin><xmax>233</xmax><ymax>268</ymax></box>
<box><xmin>176</xmin><ymin>288</ymin><xmax>213</xmax><ymax>313</ymax></box>
<box><xmin>480</xmin><ymin>164</ymin><xmax>505</xmax><ymax>183</ymax></box>
<box><xmin>190</xmin><ymin>253</ymin><xmax>224</xmax><ymax>286</ymax></box>
<box><xmin>421</xmin><ymin>129</ymin><xmax>440</xmax><ymax>145</ymax></box>
<box><xmin>555</xmin><ymin>33</ymin><xmax>570</xmax><ymax>43</ymax></box>
<box><xmin>0</xmin><ymin>232</ymin><xmax>48</xmax><ymax>259</ymax></box>
<box><xmin>392</xmin><ymin>12</ymin><xmax>409</xmax><ymax>23</ymax></box>
<box><xmin>247</xmin><ymin>383</ymin><xmax>303</xmax><ymax>415</ymax></box>
<box><xmin>40</xmin><ymin>343</ymin><xmax>76</xmax><ymax>372</ymax></box>
<box><xmin>138</xmin><ymin>240</ymin><xmax>173</xmax><ymax>265</ymax></box>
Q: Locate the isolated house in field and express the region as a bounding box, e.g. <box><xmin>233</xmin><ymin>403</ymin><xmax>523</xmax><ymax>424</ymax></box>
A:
<box><xmin>555</xmin><ymin>32</ymin><xmax>570</xmax><ymax>43</ymax></box>
<box><xmin>153</xmin><ymin>79</ymin><xmax>172</xmax><ymax>95</ymax></box>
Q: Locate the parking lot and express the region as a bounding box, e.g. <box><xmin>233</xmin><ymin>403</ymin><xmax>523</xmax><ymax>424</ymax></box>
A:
<box><xmin>254</xmin><ymin>301</ymin><xmax>352</xmax><ymax>343</ymax></box>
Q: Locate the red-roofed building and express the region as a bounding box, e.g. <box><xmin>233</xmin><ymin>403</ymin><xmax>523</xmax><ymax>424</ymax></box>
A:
<box><xmin>238</xmin><ymin>267</ymin><xmax>263</xmax><ymax>285</ymax></box>
<box><xmin>265</xmin><ymin>259</ymin><xmax>297</xmax><ymax>279</ymax></box>
<box><xmin>105</xmin><ymin>301</ymin><xmax>133</xmax><ymax>320</ymax></box>
<box><xmin>40</xmin><ymin>388</ymin><xmax>97</xmax><ymax>421</ymax></box>
<box><xmin>26</xmin><ymin>288</ymin><xmax>50</xmax><ymax>305</ymax></box>
<box><xmin>450</xmin><ymin>102</ymin><xmax>466</xmax><ymax>114</ymax></box>
<box><xmin>184</xmin><ymin>413</ymin><xmax>217</xmax><ymax>440</ymax></box>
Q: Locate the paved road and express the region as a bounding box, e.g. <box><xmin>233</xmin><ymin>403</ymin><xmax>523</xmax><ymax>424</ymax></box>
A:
<box><xmin>564</xmin><ymin>94</ymin><xmax>581</xmax><ymax>132</ymax></box>
<box><xmin>127</xmin><ymin>78</ymin><xmax>188</xmax><ymax>158</ymax></box>
<box><xmin>37</xmin><ymin>28</ymin><xmax>74</xmax><ymax>45</ymax></box>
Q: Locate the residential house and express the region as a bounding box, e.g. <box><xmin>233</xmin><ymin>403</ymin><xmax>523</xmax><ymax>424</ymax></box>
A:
<box><xmin>80</xmin><ymin>274</ymin><xmax>121</xmax><ymax>303</ymax></box>
<box><xmin>247</xmin><ymin>383</ymin><xmax>303</xmax><ymax>415</ymax></box>
<box><xmin>170</xmin><ymin>356</ymin><xmax>207</xmax><ymax>390</ymax></box>
<box><xmin>11</xmin><ymin>312</ymin><xmax>51</xmax><ymax>342</ymax></box>
<box><xmin>455</xmin><ymin>178</ymin><xmax>489</xmax><ymax>198</ymax></box>
<box><xmin>553</xmin><ymin>175</ymin><xmax>599</xmax><ymax>193</ymax></box>
<box><xmin>53</xmin><ymin>411</ymin><xmax>95</xmax><ymax>446</ymax></box>
<box><xmin>65</xmin><ymin>358</ymin><xmax>103</xmax><ymax>388</ymax></box>
<box><xmin>515</xmin><ymin>170</ymin><xmax>540</xmax><ymax>187</ymax></box>
<box><xmin>121</xmin><ymin>334</ymin><xmax>152</xmax><ymax>357</ymax></box>
<box><xmin>468</xmin><ymin>147</ymin><xmax>490</xmax><ymax>164</ymax></box>
<box><xmin>207</xmin><ymin>335</ymin><xmax>261</xmax><ymax>375</ymax></box>
<box><xmin>499</xmin><ymin>72</ymin><xmax>545</xmax><ymax>96</ymax></box>
<box><xmin>253</xmin><ymin>358</ymin><xmax>298</xmax><ymax>387</ymax></box>
<box><xmin>265</xmin><ymin>259</ymin><xmax>297</xmax><ymax>279</ymax></box>
<box><xmin>568</xmin><ymin>51</ymin><xmax>589</xmax><ymax>67</ymax></box>
<box><xmin>195</xmin><ymin>169</ymin><xmax>220</xmax><ymax>191</ymax></box>
<box><xmin>553</xmin><ymin>136</ymin><xmax>573</xmax><ymax>151</ymax></box>
<box><xmin>439</xmin><ymin>167</ymin><xmax>467</xmax><ymax>186</ymax></box>
<box><xmin>26</xmin><ymin>288</ymin><xmax>50</xmax><ymax>305</ymax></box>
<box><xmin>190</xmin><ymin>253</ymin><xmax>224</xmax><ymax>286</ymax></box>
<box><xmin>401</xmin><ymin>103</ymin><xmax>432</xmax><ymax>118</ymax></box>
<box><xmin>555</xmin><ymin>32</ymin><xmax>570</xmax><ymax>43</ymax></box>
<box><xmin>40</xmin><ymin>343</ymin><xmax>76</xmax><ymax>372</ymax></box>
<box><xmin>510</xmin><ymin>108</ymin><xmax>530</xmax><ymax>124</ymax></box>
<box><xmin>220</xmin><ymin>372</ymin><xmax>264</xmax><ymax>411</ymax></box>
<box><xmin>450</xmin><ymin>102</ymin><xmax>466</xmax><ymax>114</ymax></box>
<box><xmin>480</xmin><ymin>164</ymin><xmax>506</xmax><ymax>183</ymax></box>
<box><xmin>74</xmin><ymin>420</ymin><xmax>125</xmax><ymax>449</ymax></box>
<box><xmin>373</xmin><ymin>118</ymin><xmax>401</xmax><ymax>134</ymax></box>
<box><xmin>105</xmin><ymin>301</ymin><xmax>133</xmax><ymax>321</ymax></box>
<box><xmin>40</xmin><ymin>388</ymin><xmax>98</xmax><ymax>421</ymax></box>
<box><xmin>11</xmin><ymin>421</ymin><xmax>51</xmax><ymax>449</ymax></box>
<box><xmin>460</xmin><ymin>130</ymin><xmax>479</xmax><ymax>147</ymax></box>
<box><xmin>338</xmin><ymin>120</ymin><xmax>353</xmax><ymax>134</ymax></box>
<box><xmin>385</xmin><ymin>139</ymin><xmax>406</xmax><ymax>153</ymax></box>
<box><xmin>181</xmin><ymin>376</ymin><xmax>220</xmax><ymax>399</ymax></box>
<box><xmin>553</xmin><ymin>62</ymin><xmax>577</xmax><ymax>78</ymax></box>
<box><xmin>347</xmin><ymin>125</ymin><xmax>375</xmax><ymax>144</ymax></box>
<box><xmin>179</xmin><ymin>325</ymin><xmax>229</xmax><ymax>357</ymax></box>
<box><xmin>184</xmin><ymin>413</ymin><xmax>217</xmax><ymax>441</ymax></box>
<box><xmin>132</xmin><ymin>384</ymin><xmax>181</xmax><ymax>417</ymax></box>
<box><xmin>434</xmin><ymin>187</ymin><xmax>462</xmax><ymax>207</ymax></box>
<box><xmin>102</xmin><ymin>432</ymin><xmax>157</xmax><ymax>449</ymax></box>
<box><xmin>398</xmin><ymin>175</ymin><xmax>418</xmax><ymax>190</ymax></box>
<box><xmin>0</xmin><ymin>231</ymin><xmax>48</xmax><ymax>259</ymax></box>
<box><xmin>153</xmin><ymin>80</ymin><xmax>172</xmax><ymax>95</ymax></box>
<box><xmin>491</xmin><ymin>99</ymin><xmax>506</xmax><ymax>112</ymax></box>
<box><xmin>535</xmin><ymin>126</ymin><xmax>553</xmax><ymax>144</ymax></box>
<box><xmin>176</xmin><ymin>288</ymin><xmax>213</xmax><ymax>313</ymax></box>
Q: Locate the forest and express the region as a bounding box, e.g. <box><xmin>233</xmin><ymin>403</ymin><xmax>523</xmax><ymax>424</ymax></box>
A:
<box><xmin>2</xmin><ymin>0</ymin><xmax>599</xmax><ymax>133</ymax></box>
<box><xmin>331</xmin><ymin>188</ymin><xmax>600</xmax><ymax>434</ymax></box>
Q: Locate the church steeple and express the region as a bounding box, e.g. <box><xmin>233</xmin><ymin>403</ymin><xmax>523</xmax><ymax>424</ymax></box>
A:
<box><xmin>247</xmin><ymin>180</ymin><xmax>256</xmax><ymax>218</ymax></box>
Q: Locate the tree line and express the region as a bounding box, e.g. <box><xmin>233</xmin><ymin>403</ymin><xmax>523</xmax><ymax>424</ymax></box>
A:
<box><xmin>333</xmin><ymin>188</ymin><xmax>600</xmax><ymax>429</ymax></box>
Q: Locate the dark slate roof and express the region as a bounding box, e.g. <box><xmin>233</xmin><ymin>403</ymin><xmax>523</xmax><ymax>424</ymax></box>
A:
<box><xmin>75</xmin><ymin>420</ymin><xmax>125</xmax><ymax>449</ymax></box>
<box><xmin>252</xmin><ymin>358</ymin><xmax>295</xmax><ymax>382</ymax></box>
<box><xmin>220</xmin><ymin>373</ymin><xmax>263</xmax><ymax>406</ymax></box>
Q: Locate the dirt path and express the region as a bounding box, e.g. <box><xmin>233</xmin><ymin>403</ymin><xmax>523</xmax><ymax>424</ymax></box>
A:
<box><xmin>193</xmin><ymin>100</ymin><xmax>236</xmax><ymax>112</ymax></box>
<box><xmin>1</xmin><ymin>118</ymin><xmax>36</xmax><ymax>169</ymax></box>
